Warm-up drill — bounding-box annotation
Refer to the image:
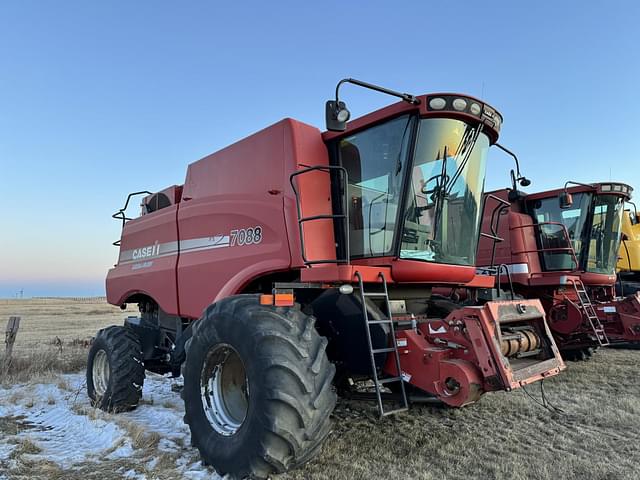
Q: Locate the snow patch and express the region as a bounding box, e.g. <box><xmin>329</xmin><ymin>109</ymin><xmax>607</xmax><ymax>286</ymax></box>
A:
<box><xmin>0</xmin><ymin>373</ymin><xmax>220</xmax><ymax>478</ymax></box>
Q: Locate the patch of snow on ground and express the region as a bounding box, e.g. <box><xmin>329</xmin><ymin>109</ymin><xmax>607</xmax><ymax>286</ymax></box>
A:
<box><xmin>0</xmin><ymin>373</ymin><xmax>219</xmax><ymax>479</ymax></box>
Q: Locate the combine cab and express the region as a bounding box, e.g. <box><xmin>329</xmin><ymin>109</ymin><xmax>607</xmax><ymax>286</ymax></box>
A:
<box><xmin>479</xmin><ymin>181</ymin><xmax>640</xmax><ymax>359</ymax></box>
<box><xmin>88</xmin><ymin>79</ymin><xmax>565</xmax><ymax>478</ymax></box>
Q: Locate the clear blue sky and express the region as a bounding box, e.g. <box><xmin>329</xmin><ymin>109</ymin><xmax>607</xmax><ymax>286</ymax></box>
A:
<box><xmin>1</xmin><ymin>1</ymin><xmax>639</xmax><ymax>297</ymax></box>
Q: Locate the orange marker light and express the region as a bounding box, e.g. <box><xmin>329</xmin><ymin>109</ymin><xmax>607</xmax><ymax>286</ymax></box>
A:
<box><xmin>260</xmin><ymin>294</ymin><xmax>274</xmax><ymax>305</ymax></box>
<box><xmin>274</xmin><ymin>293</ymin><xmax>295</xmax><ymax>306</ymax></box>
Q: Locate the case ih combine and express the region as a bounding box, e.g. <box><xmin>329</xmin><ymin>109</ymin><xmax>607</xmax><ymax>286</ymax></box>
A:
<box><xmin>478</xmin><ymin>181</ymin><xmax>640</xmax><ymax>360</ymax></box>
<box><xmin>88</xmin><ymin>79</ymin><xmax>565</xmax><ymax>478</ymax></box>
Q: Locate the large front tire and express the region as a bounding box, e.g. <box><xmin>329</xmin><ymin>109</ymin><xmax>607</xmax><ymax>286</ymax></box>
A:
<box><xmin>182</xmin><ymin>295</ymin><xmax>336</xmax><ymax>479</ymax></box>
<box><xmin>87</xmin><ymin>325</ymin><xmax>145</xmax><ymax>412</ymax></box>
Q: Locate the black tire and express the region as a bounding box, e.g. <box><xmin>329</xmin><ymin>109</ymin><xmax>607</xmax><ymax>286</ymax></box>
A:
<box><xmin>561</xmin><ymin>346</ymin><xmax>598</xmax><ymax>362</ymax></box>
<box><xmin>87</xmin><ymin>325</ymin><xmax>145</xmax><ymax>412</ymax></box>
<box><xmin>182</xmin><ymin>295</ymin><xmax>337</xmax><ymax>479</ymax></box>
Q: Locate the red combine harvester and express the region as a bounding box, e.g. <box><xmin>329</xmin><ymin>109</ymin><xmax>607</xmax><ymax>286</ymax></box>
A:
<box><xmin>89</xmin><ymin>79</ymin><xmax>565</xmax><ymax>478</ymax></box>
<box><xmin>478</xmin><ymin>181</ymin><xmax>640</xmax><ymax>360</ymax></box>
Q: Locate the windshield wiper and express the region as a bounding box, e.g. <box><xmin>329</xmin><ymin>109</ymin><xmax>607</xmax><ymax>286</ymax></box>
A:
<box><xmin>423</xmin><ymin>124</ymin><xmax>483</xmax><ymax>248</ymax></box>
<box><xmin>445</xmin><ymin>124</ymin><xmax>483</xmax><ymax>195</ymax></box>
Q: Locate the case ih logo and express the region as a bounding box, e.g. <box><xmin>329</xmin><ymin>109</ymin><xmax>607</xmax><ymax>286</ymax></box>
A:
<box><xmin>119</xmin><ymin>226</ymin><xmax>264</xmax><ymax>266</ymax></box>
<box><xmin>132</xmin><ymin>242</ymin><xmax>160</xmax><ymax>260</ymax></box>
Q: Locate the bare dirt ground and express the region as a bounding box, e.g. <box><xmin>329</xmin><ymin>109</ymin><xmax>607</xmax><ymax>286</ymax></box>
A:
<box><xmin>1</xmin><ymin>298</ymin><xmax>639</xmax><ymax>479</ymax></box>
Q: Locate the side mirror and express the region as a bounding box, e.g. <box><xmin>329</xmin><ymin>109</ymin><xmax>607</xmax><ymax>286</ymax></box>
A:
<box><xmin>325</xmin><ymin>100</ymin><xmax>350</xmax><ymax>132</ymax></box>
<box><xmin>621</xmin><ymin>232</ymin><xmax>629</xmax><ymax>242</ymax></box>
<box><xmin>519</xmin><ymin>177</ymin><xmax>532</xmax><ymax>187</ymax></box>
<box><xmin>559</xmin><ymin>192</ymin><xmax>573</xmax><ymax>209</ymax></box>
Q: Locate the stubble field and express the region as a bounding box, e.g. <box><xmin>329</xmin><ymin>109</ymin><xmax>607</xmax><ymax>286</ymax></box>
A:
<box><xmin>1</xmin><ymin>298</ymin><xmax>639</xmax><ymax>479</ymax></box>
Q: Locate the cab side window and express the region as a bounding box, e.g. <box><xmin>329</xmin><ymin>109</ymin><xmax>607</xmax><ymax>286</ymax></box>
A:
<box><xmin>338</xmin><ymin>115</ymin><xmax>413</xmax><ymax>257</ymax></box>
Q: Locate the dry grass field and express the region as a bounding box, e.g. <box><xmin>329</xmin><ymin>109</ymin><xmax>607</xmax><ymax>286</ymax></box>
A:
<box><xmin>0</xmin><ymin>297</ymin><xmax>133</xmax><ymax>351</ymax></box>
<box><xmin>0</xmin><ymin>298</ymin><xmax>134</xmax><ymax>383</ymax></box>
<box><xmin>1</xmin><ymin>298</ymin><xmax>639</xmax><ymax>479</ymax></box>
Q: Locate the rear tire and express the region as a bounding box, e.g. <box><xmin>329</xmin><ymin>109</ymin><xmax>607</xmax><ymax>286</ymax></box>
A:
<box><xmin>182</xmin><ymin>295</ymin><xmax>336</xmax><ymax>479</ymax></box>
<box><xmin>87</xmin><ymin>325</ymin><xmax>145</xmax><ymax>412</ymax></box>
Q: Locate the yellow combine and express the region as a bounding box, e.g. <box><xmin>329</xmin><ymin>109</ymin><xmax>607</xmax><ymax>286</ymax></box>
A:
<box><xmin>618</xmin><ymin>206</ymin><xmax>640</xmax><ymax>295</ymax></box>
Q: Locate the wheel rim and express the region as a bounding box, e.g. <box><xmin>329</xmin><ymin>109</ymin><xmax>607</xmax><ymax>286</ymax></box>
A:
<box><xmin>92</xmin><ymin>349</ymin><xmax>110</xmax><ymax>397</ymax></box>
<box><xmin>200</xmin><ymin>344</ymin><xmax>249</xmax><ymax>436</ymax></box>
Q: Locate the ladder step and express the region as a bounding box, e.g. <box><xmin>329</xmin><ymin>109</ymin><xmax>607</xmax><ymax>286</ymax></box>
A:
<box><xmin>377</xmin><ymin>376</ymin><xmax>402</xmax><ymax>385</ymax></box>
<box><xmin>571</xmin><ymin>280</ymin><xmax>609</xmax><ymax>345</ymax></box>
<box><xmin>381</xmin><ymin>407</ymin><xmax>409</xmax><ymax>416</ymax></box>
<box><xmin>355</xmin><ymin>270</ymin><xmax>409</xmax><ymax>417</ymax></box>
<box><xmin>371</xmin><ymin>347</ymin><xmax>396</xmax><ymax>354</ymax></box>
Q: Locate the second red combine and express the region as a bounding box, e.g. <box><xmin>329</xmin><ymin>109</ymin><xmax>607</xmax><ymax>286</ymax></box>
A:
<box><xmin>479</xmin><ymin>181</ymin><xmax>640</xmax><ymax>360</ymax></box>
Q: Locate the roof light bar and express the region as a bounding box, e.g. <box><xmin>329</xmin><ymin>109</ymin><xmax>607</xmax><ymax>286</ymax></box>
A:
<box><xmin>598</xmin><ymin>182</ymin><xmax>633</xmax><ymax>197</ymax></box>
<box><xmin>426</xmin><ymin>94</ymin><xmax>503</xmax><ymax>133</ymax></box>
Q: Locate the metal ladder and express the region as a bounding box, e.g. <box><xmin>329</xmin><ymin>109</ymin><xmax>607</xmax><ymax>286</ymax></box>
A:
<box><xmin>570</xmin><ymin>279</ymin><xmax>610</xmax><ymax>346</ymax></box>
<box><xmin>355</xmin><ymin>271</ymin><xmax>409</xmax><ymax>417</ymax></box>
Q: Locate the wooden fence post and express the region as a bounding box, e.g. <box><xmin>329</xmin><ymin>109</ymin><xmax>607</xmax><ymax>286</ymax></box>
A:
<box><xmin>4</xmin><ymin>316</ymin><xmax>20</xmax><ymax>371</ymax></box>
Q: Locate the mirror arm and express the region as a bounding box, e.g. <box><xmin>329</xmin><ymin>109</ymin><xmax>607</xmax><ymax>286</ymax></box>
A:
<box><xmin>335</xmin><ymin>78</ymin><xmax>421</xmax><ymax>106</ymax></box>
<box><xmin>563</xmin><ymin>181</ymin><xmax>595</xmax><ymax>192</ymax></box>
<box><xmin>495</xmin><ymin>143</ymin><xmax>531</xmax><ymax>188</ymax></box>
<box><xmin>327</xmin><ymin>78</ymin><xmax>420</xmax><ymax>132</ymax></box>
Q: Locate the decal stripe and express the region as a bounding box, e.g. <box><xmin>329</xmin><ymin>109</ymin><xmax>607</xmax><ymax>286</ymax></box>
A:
<box><xmin>118</xmin><ymin>236</ymin><xmax>231</xmax><ymax>265</ymax></box>
<box><xmin>180</xmin><ymin>236</ymin><xmax>230</xmax><ymax>252</ymax></box>
<box><xmin>477</xmin><ymin>263</ymin><xmax>530</xmax><ymax>275</ymax></box>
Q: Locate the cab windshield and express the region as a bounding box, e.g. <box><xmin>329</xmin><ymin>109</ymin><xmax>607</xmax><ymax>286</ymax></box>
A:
<box><xmin>529</xmin><ymin>193</ymin><xmax>625</xmax><ymax>274</ymax></box>
<box><xmin>339</xmin><ymin>116</ymin><xmax>489</xmax><ymax>265</ymax></box>
<box><xmin>400</xmin><ymin>118</ymin><xmax>489</xmax><ymax>266</ymax></box>
<box><xmin>588</xmin><ymin>194</ymin><xmax>625</xmax><ymax>274</ymax></box>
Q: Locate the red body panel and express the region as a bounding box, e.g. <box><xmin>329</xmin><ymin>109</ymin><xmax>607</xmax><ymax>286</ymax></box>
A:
<box><xmin>391</xmin><ymin>260</ymin><xmax>475</xmax><ymax>284</ymax></box>
<box><xmin>107</xmin><ymin>118</ymin><xmax>339</xmax><ymax>319</ymax></box>
<box><xmin>298</xmin><ymin>260</ymin><xmax>476</xmax><ymax>285</ymax></box>
<box><xmin>176</xmin><ymin>195</ymin><xmax>291</xmax><ymax>318</ymax></box>
<box><xmin>106</xmin><ymin>205</ymin><xmax>180</xmax><ymax>315</ymax></box>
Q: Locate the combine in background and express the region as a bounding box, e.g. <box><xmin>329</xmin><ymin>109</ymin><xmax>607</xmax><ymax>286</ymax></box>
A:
<box><xmin>479</xmin><ymin>181</ymin><xmax>640</xmax><ymax>360</ymax></box>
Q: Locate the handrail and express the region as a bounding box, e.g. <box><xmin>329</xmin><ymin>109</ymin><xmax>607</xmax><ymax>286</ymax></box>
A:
<box><xmin>289</xmin><ymin>165</ymin><xmax>350</xmax><ymax>265</ymax></box>
<box><xmin>480</xmin><ymin>193</ymin><xmax>511</xmax><ymax>268</ymax></box>
<box><xmin>111</xmin><ymin>190</ymin><xmax>152</xmax><ymax>246</ymax></box>
<box><xmin>496</xmin><ymin>263</ymin><xmax>515</xmax><ymax>300</ymax></box>
<box><xmin>112</xmin><ymin>191</ymin><xmax>153</xmax><ymax>227</ymax></box>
